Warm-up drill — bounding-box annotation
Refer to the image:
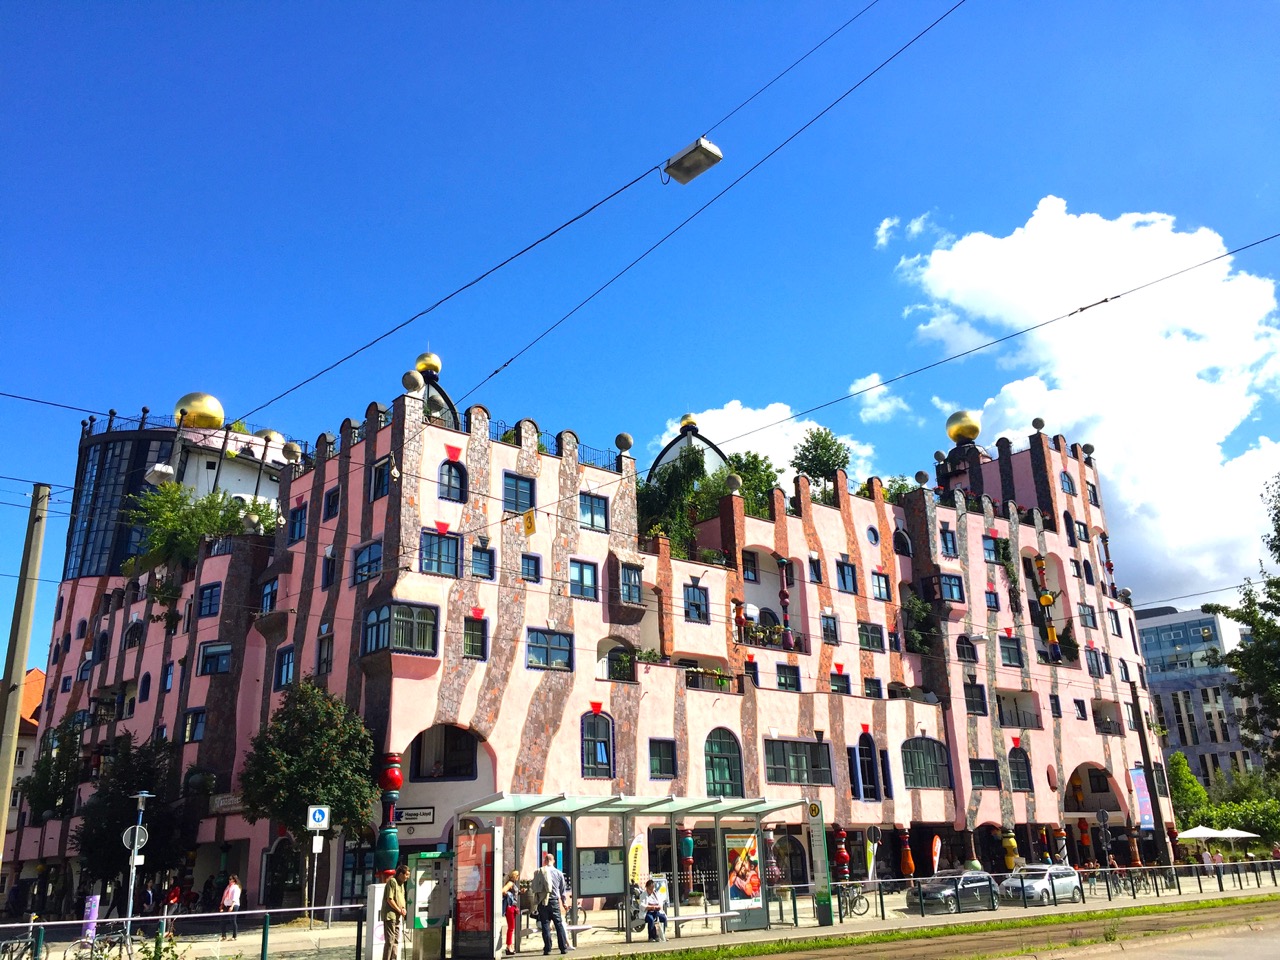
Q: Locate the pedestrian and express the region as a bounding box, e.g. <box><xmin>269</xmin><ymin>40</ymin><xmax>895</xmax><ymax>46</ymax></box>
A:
<box><xmin>162</xmin><ymin>880</ymin><xmax>182</xmax><ymax>939</ymax></box>
<box><xmin>501</xmin><ymin>870</ymin><xmax>520</xmax><ymax>955</ymax></box>
<box><xmin>219</xmin><ymin>874</ymin><xmax>241</xmax><ymax>941</ymax></box>
<box><xmin>382</xmin><ymin>864</ymin><xmax>409</xmax><ymax>960</ymax></box>
<box><xmin>531</xmin><ymin>853</ymin><xmax>569</xmax><ymax>956</ymax></box>
<box><xmin>643</xmin><ymin>879</ymin><xmax>667</xmax><ymax>942</ymax></box>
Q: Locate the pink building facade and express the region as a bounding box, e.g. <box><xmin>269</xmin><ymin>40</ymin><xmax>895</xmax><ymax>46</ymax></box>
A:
<box><xmin>13</xmin><ymin>360</ymin><xmax>1173</xmax><ymax>908</ymax></box>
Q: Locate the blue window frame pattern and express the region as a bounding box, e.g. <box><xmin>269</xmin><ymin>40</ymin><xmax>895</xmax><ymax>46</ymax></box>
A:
<box><xmin>808</xmin><ymin>558</ymin><xmax>823</xmax><ymax>583</ymax></box>
<box><xmin>1060</xmin><ymin>471</ymin><xmax>1076</xmax><ymax>495</ymax></box>
<box><xmin>353</xmin><ymin>542</ymin><xmax>382</xmax><ymax>584</ymax></box>
<box><xmin>420</xmin><ymin>532</ymin><xmax>459</xmax><ymax>577</ymax></box>
<box><xmin>323</xmin><ymin>487</ymin><xmax>340</xmax><ymax>520</ymax></box>
<box><xmin>764</xmin><ymin>739</ymin><xmax>833</xmax><ymax>785</ymax></box>
<box><xmin>578</xmin><ymin>493</ymin><xmax>608</xmax><ymax>532</ymax></box>
<box><xmin>850</xmin><ymin>732</ymin><xmax>880</xmax><ymax>800</ymax></box>
<box><xmin>163</xmin><ymin>662</ymin><xmax>174</xmax><ymax>692</ymax></box>
<box><xmin>620</xmin><ymin>565</ymin><xmax>642</xmax><ymax>605</ymax></box>
<box><xmin>569</xmin><ymin>560</ymin><xmax>597</xmax><ymax>600</ymax></box>
<box><xmin>836</xmin><ymin>561</ymin><xmax>857</xmax><ymax>594</ymax></box>
<box><xmin>683</xmin><ymin>583</ymin><xmax>709</xmax><ymax>623</ymax></box>
<box><xmin>471</xmin><ymin>547</ymin><xmax>495</xmax><ymax>580</ymax></box>
<box><xmin>985</xmin><ymin>590</ymin><xmax>1000</xmax><ymax>611</ymax></box>
<box><xmin>901</xmin><ymin>737</ymin><xmax>952</xmax><ymax>789</ymax></box>
<box><xmin>1008</xmin><ymin>746</ymin><xmax>1033</xmax><ymax>791</ymax></box>
<box><xmin>858</xmin><ymin>623</ymin><xmax>884</xmax><ymax>651</ymax></box>
<box><xmin>261</xmin><ymin>578</ymin><xmax>279</xmax><ymax>614</ymax></box>
<box><xmin>138</xmin><ymin>673</ymin><xmax>151</xmax><ymax>702</ymax></box>
<box><xmin>705</xmin><ymin>729</ymin><xmax>744</xmax><ymax>797</ymax></box>
<box><xmin>321</xmin><ymin>555</ymin><xmax>336</xmax><ymax>590</ymax></box>
<box><xmin>197</xmin><ymin>583</ymin><xmax>221</xmax><ymax>617</ymax></box>
<box><xmin>1078</xmin><ymin>603</ymin><xmax>1099</xmax><ymax>629</ymax></box>
<box><xmin>742</xmin><ymin>552</ymin><xmax>758</xmax><ymax>583</ymax></box>
<box><xmin>527</xmin><ymin>629</ymin><xmax>572</xmax><ymax>670</ymax></box>
<box><xmin>871</xmin><ymin>572</ymin><xmax>891</xmax><ymax>601</ymax></box>
<box><xmin>438</xmin><ymin>461</ymin><xmax>467</xmax><ymax>502</ymax></box>
<box><xmin>503</xmin><ymin>472</ymin><xmax>535</xmax><ymax>513</ymax></box>
<box><xmin>288</xmin><ymin>504</ymin><xmax>307</xmax><ymax>543</ymax></box>
<box><xmin>830</xmin><ymin>672</ymin><xmax>851</xmax><ymax>694</ymax></box>
<box><xmin>820</xmin><ymin>615</ymin><xmax>839</xmax><ymax>645</ymax></box>
<box><xmin>274</xmin><ymin>646</ymin><xmax>295</xmax><ymax>689</ymax></box>
<box><xmin>369</xmin><ymin>458</ymin><xmax>392</xmax><ymax>501</ymax></box>
<box><xmin>61</xmin><ymin>676</ymin><xmax>72</xmax><ymax>693</ymax></box>
<box><xmin>463</xmin><ymin>618</ymin><xmax>488</xmax><ymax>660</ymax></box>
<box><xmin>183</xmin><ymin>709</ymin><xmax>206</xmax><ymax>743</ymax></box>
<box><xmin>777</xmin><ymin>664</ymin><xmax>801</xmax><ymax>691</ymax></box>
<box><xmin>363</xmin><ymin>605</ymin><xmax>438</xmax><ymax>656</ymax></box>
<box><xmin>521</xmin><ymin>553</ymin><xmax>542</xmax><ymax>583</ymax></box>
<box><xmin>199</xmin><ymin>642</ymin><xmax>232</xmax><ymax>675</ymax></box>
<box><xmin>940</xmin><ymin>528</ymin><xmax>958</xmax><ymax>557</ymax></box>
<box><xmin>581</xmin><ymin>713</ymin><xmax>613</xmax><ymax>778</ymax></box>
<box><xmin>982</xmin><ymin>536</ymin><xmax>998</xmax><ymax>563</ymax></box>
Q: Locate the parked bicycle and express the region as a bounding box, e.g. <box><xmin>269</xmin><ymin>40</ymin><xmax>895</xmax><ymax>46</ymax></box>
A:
<box><xmin>0</xmin><ymin>915</ymin><xmax>49</xmax><ymax>960</ymax></box>
<box><xmin>62</xmin><ymin>926</ymin><xmax>145</xmax><ymax>960</ymax></box>
<box><xmin>837</xmin><ymin>883</ymin><xmax>870</xmax><ymax>917</ymax></box>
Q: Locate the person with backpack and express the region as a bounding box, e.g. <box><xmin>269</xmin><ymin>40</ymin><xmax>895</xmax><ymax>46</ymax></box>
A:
<box><xmin>531</xmin><ymin>853</ymin><xmax>569</xmax><ymax>955</ymax></box>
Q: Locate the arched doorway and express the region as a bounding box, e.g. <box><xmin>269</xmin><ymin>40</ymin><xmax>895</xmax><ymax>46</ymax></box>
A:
<box><xmin>263</xmin><ymin>836</ymin><xmax>301</xmax><ymax>908</ymax></box>
<box><xmin>539</xmin><ymin>817</ymin><xmax>571</xmax><ymax>872</ymax></box>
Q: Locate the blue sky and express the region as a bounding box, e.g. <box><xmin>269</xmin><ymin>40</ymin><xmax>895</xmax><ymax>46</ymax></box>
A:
<box><xmin>4</xmin><ymin>2</ymin><xmax>1278</xmax><ymax>668</ymax></box>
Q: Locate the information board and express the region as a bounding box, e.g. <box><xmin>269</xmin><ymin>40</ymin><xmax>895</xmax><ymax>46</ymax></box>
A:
<box><xmin>577</xmin><ymin>847</ymin><xmax>625</xmax><ymax>896</ymax></box>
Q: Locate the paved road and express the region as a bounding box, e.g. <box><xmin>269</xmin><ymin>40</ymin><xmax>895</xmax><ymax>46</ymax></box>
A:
<box><xmin>1090</xmin><ymin>924</ymin><xmax>1279</xmax><ymax>959</ymax></box>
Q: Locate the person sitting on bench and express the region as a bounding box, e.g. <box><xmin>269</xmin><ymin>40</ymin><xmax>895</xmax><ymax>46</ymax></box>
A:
<box><xmin>643</xmin><ymin>880</ymin><xmax>667</xmax><ymax>941</ymax></box>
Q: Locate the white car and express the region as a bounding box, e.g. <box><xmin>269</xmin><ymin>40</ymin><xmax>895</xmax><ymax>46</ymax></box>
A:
<box><xmin>998</xmin><ymin>865</ymin><xmax>1082</xmax><ymax>905</ymax></box>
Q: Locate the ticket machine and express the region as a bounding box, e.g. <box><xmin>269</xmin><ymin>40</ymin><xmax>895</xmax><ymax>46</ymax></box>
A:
<box><xmin>410</xmin><ymin>850</ymin><xmax>454</xmax><ymax>960</ymax></box>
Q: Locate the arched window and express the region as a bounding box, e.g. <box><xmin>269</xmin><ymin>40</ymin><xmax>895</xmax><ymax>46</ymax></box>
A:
<box><xmin>438</xmin><ymin>461</ymin><xmax>467</xmax><ymax>502</ymax></box>
<box><xmin>76</xmin><ymin>619</ymin><xmax>87</xmax><ymax>640</ymax></box>
<box><xmin>1060</xmin><ymin>471</ymin><xmax>1076</xmax><ymax>496</ymax></box>
<box><xmin>956</xmin><ymin>635</ymin><xmax>978</xmax><ymax>663</ymax></box>
<box><xmin>1063</xmin><ymin>511</ymin><xmax>1076</xmax><ymax>547</ymax></box>
<box><xmin>581</xmin><ymin>713</ymin><xmax>613</xmax><ymax>778</ymax></box>
<box><xmin>758</xmin><ymin>608</ymin><xmax>780</xmax><ymax>627</ymax></box>
<box><xmin>138</xmin><ymin>673</ymin><xmax>151</xmax><ymax>703</ymax></box>
<box><xmin>93</xmin><ymin>632</ymin><xmax>109</xmax><ymax>663</ymax></box>
<box><xmin>892</xmin><ymin>530</ymin><xmax>912</xmax><ymax>557</ymax></box>
<box><xmin>1083</xmin><ymin>560</ymin><xmax>1095</xmax><ymax>585</ymax></box>
<box><xmin>123</xmin><ymin>621</ymin><xmax>143</xmax><ymax>650</ymax></box>
<box><xmin>606</xmin><ymin>645</ymin><xmax>635</xmax><ymax>682</ymax></box>
<box><xmin>1008</xmin><ymin>746</ymin><xmax>1032</xmax><ymax>792</ymax></box>
<box><xmin>901</xmin><ymin>737</ymin><xmax>951</xmax><ymax>789</ymax></box>
<box><xmin>362</xmin><ymin>606</ymin><xmax>391</xmax><ymax>655</ymax></box>
<box><xmin>705</xmin><ymin>728</ymin><xmax>744</xmax><ymax>798</ymax></box>
<box><xmin>851</xmin><ymin>732</ymin><xmax>880</xmax><ymax>801</ymax></box>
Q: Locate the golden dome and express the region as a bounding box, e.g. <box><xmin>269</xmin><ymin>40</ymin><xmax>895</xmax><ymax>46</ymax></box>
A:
<box><xmin>253</xmin><ymin>429</ymin><xmax>285</xmax><ymax>444</ymax></box>
<box><xmin>174</xmin><ymin>392</ymin><xmax>225</xmax><ymax>429</ymax></box>
<box><xmin>680</xmin><ymin>413</ymin><xmax>697</xmax><ymax>428</ymax></box>
<box><xmin>415</xmin><ymin>352</ymin><xmax>442</xmax><ymax>375</ymax></box>
<box><xmin>945</xmin><ymin>410</ymin><xmax>981</xmax><ymax>443</ymax></box>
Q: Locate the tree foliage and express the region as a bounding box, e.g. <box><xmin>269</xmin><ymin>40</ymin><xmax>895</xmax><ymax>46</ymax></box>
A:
<box><xmin>1203</xmin><ymin>471</ymin><xmax>1280</xmax><ymax>771</ymax></box>
<box><xmin>791</xmin><ymin>427</ymin><xmax>851</xmax><ymax>502</ymax></box>
<box><xmin>126</xmin><ymin>482</ymin><xmax>277</xmax><ymax>571</ymax></box>
<box><xmin>1166</xmin><ymin>751</ymin><xmax>1209</xmax><ymax>824</ymax></box>
<box><xmin>17</xmin><ymin>716</ymin><xmax>82</xmax><ymax>823</ymax></box>
<box><xmin>239</xmin><ymin>680</ymin><xmax>378</xmax><ymax>841</ymax></box>
<box><xmin>69</xmin><ymin>734</ymin><xmax>187</xmax><ymax>883</ymax></box>
<box><xmin>1206</xmin><ymin>768</ymin><xmax>1280</xmax><ymax>805</ymax></box>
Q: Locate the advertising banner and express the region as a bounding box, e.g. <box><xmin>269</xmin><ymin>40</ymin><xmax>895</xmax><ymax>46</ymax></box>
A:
<box><xmin>725</xmin><ymin>833</ymin><xmax>762</xmax><ymax>909</ymax></box>
<box><xmin>1132</xmin><ymin>768</ymin><xmax>1155</xmax><ymax>829</ymax></box>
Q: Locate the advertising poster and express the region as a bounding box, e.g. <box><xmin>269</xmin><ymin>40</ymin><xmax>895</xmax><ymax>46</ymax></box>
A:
<box><xmin>82</xmin><ymin>894</ymin><xmax>100</xmax><ymax>939</ymax></box>
<box><xmin>627</xmin><ymin>833</ymin><xmax>646</xmax><ymax>884</ymax></box>
<box><xmin>725</xmin><ymin>833</ymin><xmax>762</xmax><ymax>909</ymax></box>
<box><xmin>454</xmin><ymin>829</ymin><xmax>493</xmax><ymax>933</ymax></box>
<box><xmin>1131</xmin><ymin>768</ymin><xmax>1155</xmax><ymax>829</ymax></box>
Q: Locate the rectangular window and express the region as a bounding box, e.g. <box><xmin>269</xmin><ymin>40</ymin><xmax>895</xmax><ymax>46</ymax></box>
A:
<box><xmin>764</xmin><ymin>740</ymin><xmax>833</xmax><ymax>785</ymax></box>
<box><xmin>777</xmin><ymin>664</ymin><xmax>801</xmax><ymax>692</ymax></box>
<box><xmin>1074</xmin><ymin>699</ymin><xmax>1088</xmax><ymax>720</ymax></box>
<box><xmin>288</xmin><ymin>504</ymin><xmax>307</xmax><ymax>543</ymax></box>
<box><xmin>1070</xmin><ymin>559</ymin><xmax>1082</xmax><ymax>578</ymax></box>
<box><xmin>419</xmin><ymin>533</ymin><xmax>459</xmax><ymax>577</ymax></box>
<box><xmin>323</xmin><ymin>487</ymin><xmax>340</xmax><ymax>519</ymax></box>
<box><xmin>570</xmin><ymin>560</ymin><xmax>598</xmax><ymax>600</ymax></box>
<box><xmin>1076</xmin><ymin>520</ymin><xmax>1090</xmax><ymax>542</ymax></box>
<box><xmin>61</xmin><ymin>676</ymin><xmax>71</xmax><ymax>693</ymax></box>
<box><xmin>1102</xmin><ymin>651</ymin><xmax>1112</xmax><ymax>674</ymax></box>
<box><xmin>503</xmin><ymin>473</ymin><xmax>535</xmax><ymax>513</ymax></box>
<box><xmin>1088</xmin><ymin>768</ymin><xmax>1110</xmax><ymax>793</ymax></box>
<box><xmin>353</xmin><ymin>542</ymin><xmax>383</xmax><ymax>584</ymax></box>
<box><xmin>620</xmin><ymin>565</ymin><xmax>642</xmax><ymax>604</ymax></box>
<box><xmin>939</xmin><ymin>529</ymin><xmax>958</xmax><ymax>557</ymax></box>
<box><xmin>578</xmin><ymin>493</ymin><xmax>608</xmax><ymax>532</ymax></box>
<box><xmin>1108</xmin><ymin>609</ymin><xmax>1122</xmax><ymax>636</ymax></box>
<box><xmin>1086</xmin><ymin>481</ymin><xmax>1099</xmax><ymax>506</ymax></box>
<box><xmin>964</xmin><ymin>682</ymin><xmax>987</xmax><ymax>715</ymax></box>
<box><xmin>830</xmin><ymin>673</ymin><xmax>851</xmax><ymax>695</ymax></box>
<box><xmin>163</xmin><ymin>662</ymin><xmax>173</xmax><ymax>692</ymax></box>
<box><xmin>969</xmin><ymin>759</ymin><xmax>1001</xmax><ymax>789</ymax></box>
<box><xmin>982</xmin><ymin>536</ymin><xmax>998</xmax><ymax>563</ymax></box>
<box><xmin>183</xmin><ymin>709</ymin><xmax>206</xmax><ymax>743</ymax></box>
<box><xmin>521</xmin><ymin>553</ymin><xmax>542</xmax><ymax>583</ymax></box>
<box><xmin>820</xmin><ymin>615</ymin><xmax>839</xmax><ymax>645</ymax></box>
<box><xmin>527</xmin><ymin>629</ymin><xmax>572</xmax><ymax>670</ymax></box>
<box><xmin>274</xmin><ymin>646</ymin><xmax>295</xmax><ymax>689</ymax></box>
<box><xmin>939</xmin><ymin>574</ymin><xmax>964</xmax><ymax>602</ymax></box>
<box><xmin>1000</xmin><ymin>635</ymin><xmax>1023</xmax><ymax>667</ymax></box>
<box><xmin>463</xmin><ymin>618</ymin><xmax>488</xmax><ymax>660</ymax></box>
<box><xmin>1078</xmin><ymin>603</ymin><xmax>1098</xmax><ymax>628</ymax></box>
<box><xmin>1085</xmin><ymin>647</ymin><xmax>1104</xmax><ymax>678</ymax></box>
<box><xmin>369</xmin><ymin>458</ymin><xmax>392</xmax><ymax>501</ymax></box>
<box><xmin>1049</xmin><ymin>694</ymin><xmax>1062</xmax><ymax>718</ymax></box>
<box><xmin>858</xmin><ymin>623</ymin><xmax>884</xmax><ymax>651</ymax></box>
<box><xmin>199</xmin><ymin>642</ymin><xmax>232</xmax><ymax>675</ymax></box>
<box><xmin>742</xmin><ymin>551</ymin><xmax>758</xmax><ymax>582</ymax></box>
<box><xmin>805</xmin><ymin>557</ymin><xmax>823</xmax><ymax>584</ymax></box>
<box><xmin>316</xmin><ymin>634</ymin><xmax>334</xmax><ymax>675</ymax></box>
<box><xmin>863</xmin><ymin>677</ymin><xmax>883</xmax><ymax>699</ymax></box>
<box><xmin>985</xmin><ymin>590</ymin><xmax>1000</xmax><ymax>611</ymax></box>
<box><xmin>649</xmin><ymin>739</ymin><xmax>677</xmax><ymax>779</ymax></box>
<box><xmin>1118</xmin><ymin>658</ymin><xmax>1131</xmax><ymax>682</ymax></box>
<box><xmin>743</xmin><ymin>661</ymin><xmax>759</xmax><ymax>686</ymax></box>
<box><xmin>683</xmin><ymin>584</ymin><xmax>709</xmax><ymax>622</ymax></box>
<box><xmin>260</xmin><ymin>578</ymin><xmax>278</xmax><ymax>614</ymax></box>
<box><xmin>871</xmin><ymin>572</ymin><xmax>890</xmax><ymax>601</ymax></box>
<box><xmin>836</xmin><ymin>562</ymin><xmax>857</xmax><ymax>594</ymax></box>
<box><xmin>471</xmin><ymin>547</ymin><xmax>495</xmax><ymax>580</ymax></box>
<box><xmin>197</xmin><ymin>583</ymin><xmax>221</xmax><ymax>618</ymax></box>
<box><xmin>321</xmin><ymin>555</ymin><xmax>336</xmax><ymax>590</ymax></box>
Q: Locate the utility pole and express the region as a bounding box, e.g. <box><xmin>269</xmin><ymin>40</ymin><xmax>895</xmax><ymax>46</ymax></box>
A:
<box><xmin>0</xmin><ymin>483</ymin><xmax>50</xmax><ymax>877</ymax></box>
<box><xmin>1127</xmin><ymin>679</ymin><xmax>1172</xmax><ymax>866</ymax></box>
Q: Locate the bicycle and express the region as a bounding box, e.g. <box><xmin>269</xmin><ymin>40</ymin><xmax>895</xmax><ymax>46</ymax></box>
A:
<box><xmin>837</xmin><ymin>884</ymin><xmax>870</xmax><ymax>917</ymax></box>
<box><xmin>0</xmin><ymin>915</ymin><xmax>50</xmax><ymax>960</ymax></box>
<box><xmin>63</xmin><ymin>927</ymin><xmax>146</xmax><ymax>960</ymax></box>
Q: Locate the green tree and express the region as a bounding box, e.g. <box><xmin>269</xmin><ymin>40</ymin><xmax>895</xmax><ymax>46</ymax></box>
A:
<box><xmin>791</xmin><ymin>427</ymin><xmax>851</xmax><ymax>503</ymax></box>
<box><xmin>637</xmin><ymin>446</ymin><xmax>705</xmax><ymax>559</ymax></box>
<box><xmin>16</xmin><ymin>716</ymin><xmax>82</xmax><ymax>823</ymax></box>
<box><xmin>1203</xmin><ymin>472</ymin><xmax>1280</xmax><ymax>771</ymax></box>
<box><xmin>125</xmin><ymin>482</ymin><xmax>277</xmax><ymax>571</ymax></box>
<box><xmin>239</xmin><ymin>680</ymin><xmax>379</xmax><ymax>898</ymax></box>
<box><xmin>69</xmin><ymin>734</ymin><xmax>187</xmax><ymax>883</ymax></box>
<box><xmin>1166</xmin><ymin>751</ymin><xmax>1209</xmax><ymax>824</ymax></box>
<box><xmin>1206</xmin><ymin>768</ymin><xmax>1280</xmax><ymax>805</ymax></box>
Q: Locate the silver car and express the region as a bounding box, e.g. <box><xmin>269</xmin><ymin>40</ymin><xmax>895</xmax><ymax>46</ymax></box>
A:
<box><xmin>998</xmin><ymin>865</ymin><xmax>1082</xmax><ymax>905</ymax></box>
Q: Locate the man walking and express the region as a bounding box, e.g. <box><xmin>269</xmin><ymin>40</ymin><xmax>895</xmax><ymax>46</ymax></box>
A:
<box><xmin>531</xmin><ymin>853</ymin><xmax>569</xmax><ymax>955</ymax></box>
<box><xmin>383</xmin><ymin>864</ymin><xmax>410</xmax><ymax>960</ymax></box>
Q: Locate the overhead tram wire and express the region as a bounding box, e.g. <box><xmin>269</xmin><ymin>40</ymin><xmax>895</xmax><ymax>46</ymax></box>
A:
<box><xmin>238</xmin><ymin>0</ymin><xmax>953</xmax><ymax>423</ymax></box>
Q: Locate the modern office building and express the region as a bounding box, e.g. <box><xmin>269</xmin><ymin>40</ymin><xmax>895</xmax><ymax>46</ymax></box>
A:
<box><xmin>12</xmin><ymin>355</ymin><xmax>1173</xmax><ymax>909</ymax></box>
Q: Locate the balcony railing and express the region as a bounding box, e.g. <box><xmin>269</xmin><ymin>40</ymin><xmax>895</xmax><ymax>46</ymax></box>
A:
<box><xmin>736</xmin><ymin>625</ymin><xmax>811</xmax><ymax>654</ymax></box>
<box><xmin>997</xmin><ymin>705</ymin><xmax>1044</xmax><ymax>729</ymax></box>
<box><xmin>1094</xmin><ymin>718</ymin><xmax>1125</xmax><ymax>736</ymax></box>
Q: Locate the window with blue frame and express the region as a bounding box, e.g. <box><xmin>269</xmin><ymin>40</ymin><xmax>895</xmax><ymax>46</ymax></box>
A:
<box><xmin>836</xmin><ymin>561</ymin><xmax>857</xmax><ymax>593</ymax></box>
<box><xmin>420</xmin><ymin>532</ymin><xmax>459</xmax><ymax>577</ymax></box>
<box><xmin>850</xmin><ymin>733</ymin><xmax>880</xmax><ymax>800</ymax></box>
<box><xmin>569</xmin><ymin>560</ymin><xmax>597</xmax><ymax>600</ymax></box>
<box><xmin>871</xmin><ymin>572</ymin><xmax>891</xmax><ymax>601</ymax></box>
<box><xmin>808</xmin><ymin>558</ymin><xmax>823</xmax><ymax>583</ymax></box>
<box><xmin>463</xmin><ymin>618</ymin><xmax>488</xmax><ymax>660</ymax></box>
<box><xmin>940</xmin><ymin>528</ymin><xmax>958</xmax><ymax>557</ymax></box>
<box><xmin>578</xmin><ymin>493</ymin><xmax>608</xmax><ymax>532</ymax></box>
<box><xmin>274</xmin><ymin>646</ymin><xmax>295</xmax><ymax>689</ymax></box>
<box><xmin>581</xmin><ymin>713</ymin><xmax>613</xmax><ymax>778</ymax></box>
<box><xmin>521</xmin><ymin>553</ymin><xmax>542</xmax><ymax>583</ymax></box>
<box><xmin>503</xmin><ymin>472</ymin><xmax>535</xmax><ymax>513</ymax></box>
<box><xmin>620</xmin><ymin>565</ymin><xmax>642</xmax><ymax>604</ymax></box>
<box><xmin>683</xmin><ymin>584</ymin><xmax>709</xmax><ymax>623</ymax></box>
<box><xmin>830</xmin><ymin>673</ymin><xmax>851</xmax><ymax>694</ymax></box>
<box><xmin>982</xmin><ymin>536</ymin><xmax>998</xmax><ymax>562</ymax></box>
<box><xmin>323</xmin><ymin>487</ymin><xmax>340</xmax><ymax>519</ymax></box>
<box><xmin>438</xmin><ymin>461</ymin><xmax>467</xmax><ymax>502</ymax></box>
<box><xmin>820</xmin><ymin>615</ymin><xmax>839</xmax><ymax>645</ymax></box>
<box><xmin>742</xmin><ymin>552</ymin><xmax>758</xmax><ymax>582</ymax></box>
<box><xmin>197</xmin><ymin>583</ymin><xmax>221</xmax><ymax>617</ymax></box>
<box><xmin>199</xmin><ymin>642</ymin><xmax>232</xmax><ymax>675</ymax></box>
<box><xmin>527</xmin><ymin>629</ymin><xmax>572</xmax><ymax>670</ymax></box>
<box><xmin>369</xmin><ymin>458</ymin><xmax>392</xmax><ymax>501</ymax></box>
<box><xmin>288</xmin><ymin>504</ymin><xmax>307</xmax><ymax>543</ymax></box>
<box><xmin>261</xmin><ymin>578</ymin><xmax>278</xmax><ymax>614</ymax></box>
<box><xmin>471</xmin><ymin>547</ymin><xmax>495</xmax><ymax>580</ymax></box>
<box><xmin>901</xmin><ymin>737</ymin><xmax>952</xmax><ymax>789</ymax></box>
<box><xmin>353</xmin><ymin>542</ymin><xmax>382</xmax><ymax>583</ymax></box>
<box><xmin>764</xmin><ymin>739</ymin><xmax>832</xmax><ymax>785</ymax></box>
<box><xmin>163</xmin><ymin>662</ymin><xmax>174</xmax><ymax>691</ymax></box>
<box><xmin>184</xmin><ymin>709</ymin><xmax>206</xmax><ymax>743</ymax></box>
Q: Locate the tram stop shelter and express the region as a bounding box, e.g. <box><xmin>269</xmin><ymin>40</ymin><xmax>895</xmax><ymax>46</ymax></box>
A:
<box><xmin>457</xmin><ymin>793</ymin><xmax>808</xmax><ymax>947</ymax></box>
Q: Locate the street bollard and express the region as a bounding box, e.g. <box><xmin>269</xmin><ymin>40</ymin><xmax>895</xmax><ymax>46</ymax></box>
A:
<box><xmin>261</xmin><ymin>912</ymin><xmax>270</xmax><ymax>960</ymax></box>
<box><xmin>790</xmin><ymin>888</ymin><xmax>798</xmax><ymax>927</ymax></box>
<box><xmin>355</xmin><ymin>913</ymin><xmax>364</xmax><ymax>960</ymax></box>
<box><xmin>1020</xmin><ymin>876</ymin><xmax>1028</xmax><ymax>909</ymax></box>
<box><xmin>33</xmin><ymin>925</ymin><xmax>44</xmax><ymax>960</ymax></box>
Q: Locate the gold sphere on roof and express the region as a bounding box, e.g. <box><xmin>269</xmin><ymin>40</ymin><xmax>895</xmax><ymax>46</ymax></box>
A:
<box><xmin>416</xmin><ymin>352</ymin><xmax>442</xmax><ymax>375</ymax></box>
<box><xmin>680</xmin><ymin>413</ymin><xmax>697</xmax><ymax>428</ymax></box>
<box><xmin>253</xmin><ymin>429</ymin><xmax>285</xmax><ymax>444</ymax></box>
<box><xmin>945</xmin><ymin>410</ymin><xmax>981</xmax><ymax>443</ymax></box>
<box><xmin>174</xmin><ymin>392</ymin><xmax>224</xmax><ymax>429</ymax></box>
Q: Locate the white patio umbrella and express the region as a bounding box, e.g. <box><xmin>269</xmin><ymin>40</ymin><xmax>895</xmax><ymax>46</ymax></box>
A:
<box><xmin>1217</xmin><ymin>827</ymin><xmax>1260</xmax><ymax>852</ymax></box>
<box><xmin>1175</xmin><ymin>825</ymin><xmax>1222</xmax><ymax>840</ymax></box>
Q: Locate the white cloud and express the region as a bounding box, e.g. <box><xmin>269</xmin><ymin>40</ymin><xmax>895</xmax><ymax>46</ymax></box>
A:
<box><xmin>905</xmin><ymin>195</ymin><xmax>1280</xmax><ymax>603</ymax></box>
<box><xmin>849</xmin><ymin>372</ymin><xmax>910</xmax><ymax>423</ymax></box>
<box><xmin>907</xmin><ymin>214</ymin><xmax>929</xmax><ymax>238</ymax></box>
<box><xmin>912</xmin><ymin>306</ymin><xmax>988</xmax><ymax>354</ymax></box>
<box><xmin>875</xmin><ymin>216</ymin><xmax>899</xmax><ymax>249</ymax></box>
<box><xmin>930</xmin><ymin>395</ymin><xmax>959</xmax><ymax>413</ymax></box>
<box><xmin>648</xmin><ymin>400</ymin><xmax>875</xmax><ymax>487</ymax></box>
